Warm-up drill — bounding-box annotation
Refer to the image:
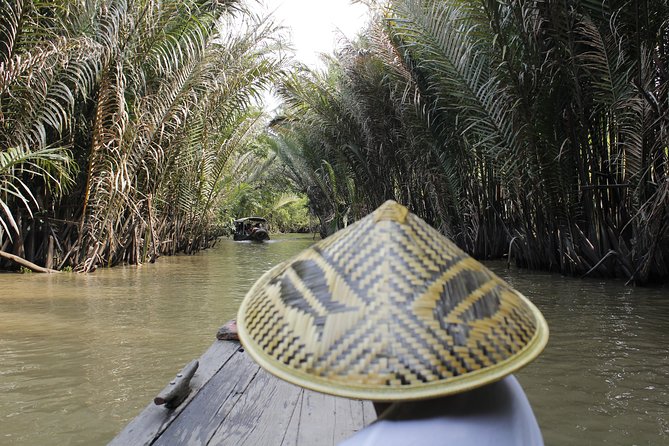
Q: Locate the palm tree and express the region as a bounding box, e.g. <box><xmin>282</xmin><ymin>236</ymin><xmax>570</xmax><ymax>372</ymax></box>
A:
<box><xmin>272</xmin><ymin>0</ymin><xmax>668</xmax><ymax>284</ymax></box>
<box><xmin>0</xmin><ymin>146</ymin><xmax>74</xmax><ymax>240</ymax></box>
<box><xmin>0</xmin><ymin>0</ymin><xmax>107</xmax><ymax>264</ymax></box>
<box><xmin>1</xmin><ymin>0</ymin><xmax>289</xmax><ymax>272</ymax></box>
<box><xmin>273</xmin><ymin>63</ymin><xmax>362</xmax><ymax>235</ymax></box>
<box><xmin>74</xmin><ymin>2</ymin><xmax>287</xmax><ymax>270</ymax></box>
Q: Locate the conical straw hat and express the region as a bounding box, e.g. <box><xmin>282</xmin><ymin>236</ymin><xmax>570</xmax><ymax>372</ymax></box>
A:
<box><xmin>237</xmin><ymin>201</ymin><xmax>548</xmax><ymax>401</ymax></box>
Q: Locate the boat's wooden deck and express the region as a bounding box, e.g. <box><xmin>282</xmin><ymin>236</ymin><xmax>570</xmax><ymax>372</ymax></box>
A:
<box><xmin>110</xmin><ymin>340</ymin><xmax>375</xmax><ymax>446</ymax></box>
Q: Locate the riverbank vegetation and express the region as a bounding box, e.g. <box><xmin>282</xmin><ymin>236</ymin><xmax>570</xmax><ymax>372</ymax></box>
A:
<box><xmin>272</xmin><ymin>0</ymin><xmax>669</xmax><ymax>285</ymax></box>
<box><xmin>220</xmin><ymin>135</ymin><xmax>312</xmax><ymax>233</ymax></box>
<box><xmin>0</xmin><ymin>0</ymin><xmax>292</xmax><ymax>271</ymax></box>
<box><xmin>2</xmin><ymin>0</ymin><xmax>667</xmax><ymax>284</ymax></box>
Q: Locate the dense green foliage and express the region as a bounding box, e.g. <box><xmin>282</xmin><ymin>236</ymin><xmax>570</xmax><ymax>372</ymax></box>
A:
<box><xmin>2</xmin><ymin>0</ymin><xmax>667</xmax><ymax>284</ymax></box>
<box><xmin>223</xmin><ymin>184</ymin><xmax>311</xmax><ymax>233</ymax></box>
<box><xmin>220</xmin><ymin>136</ymin><xmax>312</xmax><ymax>233</ymax></box>
<box><xmin>0</xmin><ymin>0</ymin><xmax>288</xmax><ymax>271</ymax></box>
<box><xmin>273</xmin><ymin>0</ymin><xmax>669</xmax><ymax>284</ymax></box>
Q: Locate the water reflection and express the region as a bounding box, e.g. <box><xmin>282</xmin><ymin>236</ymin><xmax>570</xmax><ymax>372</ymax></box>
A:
<box><xmin>0</xmin><ymin>243</ymin><xmax>667</xmax><ymax>445</ymax></box>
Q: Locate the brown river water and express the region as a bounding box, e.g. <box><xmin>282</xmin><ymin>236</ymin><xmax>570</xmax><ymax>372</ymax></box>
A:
<box><xmin>0</xmin><ymin>234</ymin><xmax>667</xmax><ymax>445</ymax></box>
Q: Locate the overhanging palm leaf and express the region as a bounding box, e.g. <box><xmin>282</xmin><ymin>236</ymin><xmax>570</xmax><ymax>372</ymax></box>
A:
<box><xmin>0</xmin><ymin>146</ymin><xmax>74</xmax><ymax>236</ymax></box>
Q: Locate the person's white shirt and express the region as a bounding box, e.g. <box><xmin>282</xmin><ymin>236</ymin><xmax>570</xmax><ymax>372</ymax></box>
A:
<box><xmin>338</xmin><ymin>375</ymin><xmax>543</xmax><ymax>446</ymax></box>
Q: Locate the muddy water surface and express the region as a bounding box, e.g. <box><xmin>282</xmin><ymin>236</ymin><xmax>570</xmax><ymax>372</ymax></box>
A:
<box><xmin>0</xmin><ymin>235</ymin><xmax>667</xmax><ymax>445</ymax></box>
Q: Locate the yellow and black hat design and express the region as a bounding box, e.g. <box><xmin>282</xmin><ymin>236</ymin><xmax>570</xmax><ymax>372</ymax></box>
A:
<box><xmin>237</xmin><ymin>201</ymin><xmax>548</xmax><ymax>401</ymax></box>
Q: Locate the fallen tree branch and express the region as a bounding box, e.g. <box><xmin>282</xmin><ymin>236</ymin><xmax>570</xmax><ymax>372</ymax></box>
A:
<box><xmin>0</xmin><ymin>250</ymin><xmax>60</xmax><ymax>273</ymax></box>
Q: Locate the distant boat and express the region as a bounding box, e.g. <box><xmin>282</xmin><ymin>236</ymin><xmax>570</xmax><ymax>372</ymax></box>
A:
<box><xmin>233</xmin><ymin>217</ymin><xmax>270</xmax><ymax>242</ymax></box>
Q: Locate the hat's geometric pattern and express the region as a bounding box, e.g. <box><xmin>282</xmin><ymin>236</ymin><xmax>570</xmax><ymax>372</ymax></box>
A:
<box><xmin>241</xmin><ymin>201</ymin><xmax>543</xmax><ymax>395</ymax></box>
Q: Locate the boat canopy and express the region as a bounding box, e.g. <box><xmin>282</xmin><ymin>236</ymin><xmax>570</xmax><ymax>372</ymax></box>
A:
<box><xmin>233</xmin><ymin>217</ymin><xmax>267</xmax><ymax>224</ymax></box>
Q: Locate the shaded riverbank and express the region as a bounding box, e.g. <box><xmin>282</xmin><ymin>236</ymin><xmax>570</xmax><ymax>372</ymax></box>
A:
<box><xmin>0</xmin><ymin>234</ymin><xmax>667</xmax><ymax>445</ymax></box>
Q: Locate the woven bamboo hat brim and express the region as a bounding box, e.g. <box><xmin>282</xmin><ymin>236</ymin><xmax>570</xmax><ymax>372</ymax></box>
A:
<box><xmin>237</xmin><ymin>201</ymin><xmax>548</xmax><ymax>402</ymax></box>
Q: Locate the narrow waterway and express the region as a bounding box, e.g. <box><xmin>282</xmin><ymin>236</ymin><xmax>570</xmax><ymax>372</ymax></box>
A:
<box><xmin>0</xmin><ymin>234</ymin><xmax>667</xmax><ymax>445</ymax></box>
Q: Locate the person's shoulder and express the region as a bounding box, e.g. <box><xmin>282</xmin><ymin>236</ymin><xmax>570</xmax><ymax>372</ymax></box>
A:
<box><xmin>337</xmin><ymin>376</ymin><xmax>544</xmax><ymax>446</ymax></box>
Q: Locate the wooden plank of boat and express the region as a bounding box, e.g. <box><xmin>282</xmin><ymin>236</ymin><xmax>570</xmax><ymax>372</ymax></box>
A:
<box><xmin>109</xmin><ymin>340</ymin><xmax>375</xmax><ymax>445</ymax></box>
<box><xmin>108</xmin><ymin>341</ymin><xmax>240</xmax><ymax>446</ymax></box>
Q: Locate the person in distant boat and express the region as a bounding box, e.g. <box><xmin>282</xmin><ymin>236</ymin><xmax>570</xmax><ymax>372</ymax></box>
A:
<box><xmin>248</xmin><ymin>222</ymin><xmax>260</xmax><ymax>236</ymax></box>
<box><xmin>236</xmin><ymin>201</ymin><xmax>549</xmax><ymax>446</ymax></box>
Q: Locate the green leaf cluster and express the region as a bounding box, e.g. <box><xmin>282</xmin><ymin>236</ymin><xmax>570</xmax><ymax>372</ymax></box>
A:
<box><xmin>272</xmin><ymin>0</ymin><xmax>669</xmax><ymax>284</ymax></box>
<box><xmin>0</xmin><ymin>0</ymin><xmax>290</xmax><ymax>270</ymax></box>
